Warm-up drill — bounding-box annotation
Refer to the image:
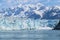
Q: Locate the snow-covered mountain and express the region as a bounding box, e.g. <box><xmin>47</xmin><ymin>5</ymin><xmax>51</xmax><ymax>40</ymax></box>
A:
<box><xmin>43</xmin><ymin>6</ymin><xmax>60</xmax><ymax>19</ymax></box>
<box><xmin>0</xmin><ymin>3</ymin><xmax>60</xmax><ymax>19</ymax></box>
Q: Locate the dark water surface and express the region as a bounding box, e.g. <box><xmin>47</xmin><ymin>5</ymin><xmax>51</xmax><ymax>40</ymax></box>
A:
<box><xmin>0</xmin><ymin>30</ymin><xmax>60</xmax><ymax>40</ymax></box>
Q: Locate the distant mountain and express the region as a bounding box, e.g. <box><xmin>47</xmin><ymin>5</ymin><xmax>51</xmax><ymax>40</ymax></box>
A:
<box><xmin>0</xmin><ymin>3</ymin><xmax>60</xmax><ymax>19</ymax></box>
<box><xmin>43</xmin><ymin>6</ymin><xmax>60</xmax><ymax>19</ymax></box>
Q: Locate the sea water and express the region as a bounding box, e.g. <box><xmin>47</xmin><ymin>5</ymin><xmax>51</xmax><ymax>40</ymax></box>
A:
<box><xmin>0</xmin><ymin>30</ymin><xmax>60</xmax><ymax>40</ymax></box>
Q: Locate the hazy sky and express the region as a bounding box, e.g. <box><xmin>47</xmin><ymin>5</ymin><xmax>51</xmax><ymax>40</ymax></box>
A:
<box><xmin>0</xmin><ymin>0</ymin><xmax>60</xmax><ymax>9</ymax></box>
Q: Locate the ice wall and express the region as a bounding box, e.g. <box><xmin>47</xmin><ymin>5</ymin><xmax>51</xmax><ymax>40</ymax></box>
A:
<box><xmin>0</xmin><ymin>17</ymin><xmax>59</xmax><ymax>30</ymax></box>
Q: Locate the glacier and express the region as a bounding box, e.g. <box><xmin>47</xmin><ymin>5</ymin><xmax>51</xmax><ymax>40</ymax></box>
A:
<box><xmin>0</xmin><ymin>2</ymin><xmax>60</xmax><ymax>30</ymax></box>
<box><xmin>0</xmin><ymin>17</ymin><xmax>59</xmax><ymax>30</ymax></box>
